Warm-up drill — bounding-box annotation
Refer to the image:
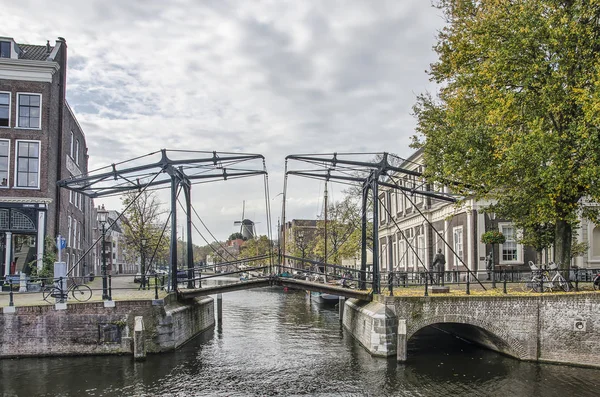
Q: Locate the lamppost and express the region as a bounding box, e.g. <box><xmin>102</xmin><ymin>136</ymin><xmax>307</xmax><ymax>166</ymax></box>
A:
<box><xmin>97</xmin><ymin>205</ymin><xmax>109</xmax><ymax>300</ymax></box>
<box><xmin>482</xmin><ymin>212</ymin><xmax>499</xmax><ymax>288</ymax></box>
<box><xmin>297</xmin><ymin>230</ymin><xmax>305</xmax><ymax>270</ymax></box>
<box><xmin>141</xmin><ymin>237</ymin><xmax>147</xmax><ymax>290</ymax></box>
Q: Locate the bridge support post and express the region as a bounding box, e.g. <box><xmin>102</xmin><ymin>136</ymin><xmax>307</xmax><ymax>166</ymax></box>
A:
<box><xmin>134</xmin><ymin>316</ymin><xmax>146</xmax><ymax>361</ymax></box>
<box><xmin>339</xmin><ymin>296</ymin><xmax>345</xmax><ymax>322</ymax></box>
<box><xmin>396</xmin><ymin>319</ymin><xmax>407</xmax><ymax>362</ymax></box>
<box><xmin>217</xmin><ymin>293</ymin><xmax>223</xmax><ymax>324</ymax></box>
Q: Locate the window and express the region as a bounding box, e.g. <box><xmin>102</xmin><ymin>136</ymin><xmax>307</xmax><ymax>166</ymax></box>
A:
<box><xmin>379</xmin><ymin>195</ymin><xmax>386</xmax><ymax>223</ymax></box>
<box><xmin>67</xmin><ymin>216</ymin><xmax>72</xmax><ymax>247</ymax></box>
<box><xmin>0</xmin><ymin>41</ymin><xmax>10</xmax><ymax>58</ymax></box>
<box><xmin>0</xmin><ymin>92</ymin><xmax>9</xmax><ymax>127</ymax></box>
<box><xmin>70</xmin><ymin>131</ymin><xmax>74</xmax><ymax>158</ymax></box>
<box><xmin>0</xmin><ymin>140</ymin><xmax>8</xmax><ymax>187</ymax></box>
<box><xmin>501</xmin><ymin>225</ymin><xmax>518</xmax><ymax>261</ymax></box>
<box><xmin>75</xmin><ymin>139</ymin><xmax>80</xmax><ymax>164</ymax></box>
<box><xmin>453</xmin><ymin>226</ymin><xmax>464</xmax><ymax>261</ymax></box>
<box><xmin>17</xmin><ymin>93</ymin><xmax>41</xmax><ymax>129</ymax></box>
<box><xmin>418</xmin><ymin>234</ymin><xmax>425</xmax><ymax>268</ymax></box>
<box><xmin>398</xmin><ymin>240</ymin><xmax>406</xmax><ymax>269</ymax></box>
<box><xmin>15</xmin><ymin>141</ymin><xmax>40</xmax><ymax>188</ymax></box>
<box><xmin>73</xmin><ymin>221</ymin><xmax>77</xmax><ymax>251</ymax></box>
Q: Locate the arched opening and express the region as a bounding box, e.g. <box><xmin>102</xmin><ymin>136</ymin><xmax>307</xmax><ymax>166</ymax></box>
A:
<box><xmin>407</xmin><ymin>322</ymin><xmax>518</xmax><ymax>364</ymax></box>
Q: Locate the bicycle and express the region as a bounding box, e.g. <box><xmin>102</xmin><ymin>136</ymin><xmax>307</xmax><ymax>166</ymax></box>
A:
<box><xmin>593</xmin><ymin>271</ymin><xmax>600</xmax><ymax>291</ymax></box>
<box><xmin>521</xmin><ymin>262</ymin><xmax>570</xmax><ymax>292</ymax></box>
<box><xmin>42</xmin><ymin>277</ymin><xmax>92</xmax><ymax>302</ymax></box>
<box><xmin>521</xmin><ymin>262</ymin><xmax>552</xmax><ymax>292</ymax></box>
<box><xmin>546</xmin><ymin>262</ymin><xmax>570</xmax><ymax>292</ymax></box>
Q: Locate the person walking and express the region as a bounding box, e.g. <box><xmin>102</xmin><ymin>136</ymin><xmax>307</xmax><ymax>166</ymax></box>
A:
<box><xmin>432</xmin><ymin>248</ymin><xmax>446</xmax><ymax>284</ymax></box>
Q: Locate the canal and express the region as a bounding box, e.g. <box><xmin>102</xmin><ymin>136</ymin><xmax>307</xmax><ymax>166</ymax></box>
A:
<box><xmin>1</xmin><ymin>279</ymin><xmax>598</xmax><ymax>396</ymax></box>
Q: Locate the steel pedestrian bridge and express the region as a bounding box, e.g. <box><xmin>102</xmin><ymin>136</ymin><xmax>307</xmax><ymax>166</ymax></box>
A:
<box><xmin>177</xmin><ymin>275</ymin><xmax>372</xmax><ymax>301</ymax></box>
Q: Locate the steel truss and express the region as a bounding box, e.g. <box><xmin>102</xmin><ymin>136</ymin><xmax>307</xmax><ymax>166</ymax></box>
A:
<box><xmin>58</xmin><ymin>149</ymin><xmax>267</xmax><ymax>293</ymax></box>
<box><xmin>284</xmin><ymin>152</ymin><xmax>483</xmax><ymax>294</ymax></box>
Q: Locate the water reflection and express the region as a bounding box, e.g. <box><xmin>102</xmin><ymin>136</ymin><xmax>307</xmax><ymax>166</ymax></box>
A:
<box><xmin>1</xmin><ymin>279</ymin><xmax>599</xmax><ymax>396</ymax></box>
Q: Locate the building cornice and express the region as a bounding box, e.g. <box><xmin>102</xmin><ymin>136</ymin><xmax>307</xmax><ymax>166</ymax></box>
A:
<box><xmin>0</xmin><ymin>59</ymin><xmax>60</xmax><ymax>83</ymax></box>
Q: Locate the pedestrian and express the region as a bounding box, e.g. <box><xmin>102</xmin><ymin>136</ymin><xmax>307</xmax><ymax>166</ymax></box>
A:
<box><xmin>432</xmin><ymin>248</ymin><xmax>446</xmax><ymax>284</ymax></box>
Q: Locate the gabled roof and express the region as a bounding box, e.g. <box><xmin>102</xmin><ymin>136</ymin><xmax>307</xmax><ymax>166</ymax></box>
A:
<box><xmin>18</xmin><ymin>44</ymin><xmax>52</xmax><ymax>61</ymax></box>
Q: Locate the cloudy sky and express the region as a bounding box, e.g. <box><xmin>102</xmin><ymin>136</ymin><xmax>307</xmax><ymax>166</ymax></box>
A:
<box><xmin>3</xmin><ymin>0</ymin><xmax>445</xmax><ymax>242</ymax></box>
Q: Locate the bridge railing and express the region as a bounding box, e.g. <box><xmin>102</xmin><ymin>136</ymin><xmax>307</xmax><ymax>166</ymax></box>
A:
<box><xmin>384</xmin><ymin>267</ymin><xmax>600</xmax><ymax>296</ymax></box>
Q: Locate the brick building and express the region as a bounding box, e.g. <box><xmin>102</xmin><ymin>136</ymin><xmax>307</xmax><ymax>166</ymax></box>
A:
<box><xmin>0</xmin><ymin>36</ymin><xmax>93</xmax><ymax>277</ymax></box>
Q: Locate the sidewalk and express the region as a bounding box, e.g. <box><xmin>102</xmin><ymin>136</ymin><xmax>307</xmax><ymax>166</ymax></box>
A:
<box><xmin>0</xmin><ymin>273</ymin><xmax>169</xmax><ymax>308</ymax></box>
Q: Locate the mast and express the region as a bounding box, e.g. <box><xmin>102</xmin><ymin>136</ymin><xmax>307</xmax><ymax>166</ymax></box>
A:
<box><xmin>324</xmin><ymin>181</ymin><xmax>328</xmax><ymax>282</ymax></box>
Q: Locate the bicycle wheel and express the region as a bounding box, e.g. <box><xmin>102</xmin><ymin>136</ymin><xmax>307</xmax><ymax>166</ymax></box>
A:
<box><xmin>559</xmin><ymin>278</ymin><xmax>570</xmax><ymax>292</ymax></box>
<box><xmin>541</xmin><ymin>276</ymin><xmax>553</xmax><ymax>292</ymax></box>
<box><xmin>521</xmin><ymin>279</ymin><xmax>535</xmax><ymax>292</ymax></box>
<box><xmin>42</xmin><ymin>286</ymin><xmax>58</xmax><ymax>302</ymax></box>
<box><xmin>71</xmin><ymin>284</ymin><xmax>92</xmax><ymax>302</ymax></box>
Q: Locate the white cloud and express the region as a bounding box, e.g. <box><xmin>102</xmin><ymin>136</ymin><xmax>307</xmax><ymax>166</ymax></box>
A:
<box><xmin>2</xmin><ymin>0</ymin><xmax>444</xmax><ymax>241</ymax></box>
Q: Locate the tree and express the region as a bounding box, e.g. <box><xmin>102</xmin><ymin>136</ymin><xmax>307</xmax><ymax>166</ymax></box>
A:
<box><xmin>313</xmin><ymin>196</ymin><xmax>361</xmax><ymax>268</ymax></box>
<box><xmin>239</xmin><ymin>235</ymin><xmax>273</xmax><ymax>266</ymax></box>
<box><xmin>412</xmin><ymin>0</ymin><xmax>600</xmax><ymax>272</ymax></box>
<box><xmin>121</xmin><ymin>191</ymin><xmax>170</xmax><ymax>277</ymax></box>
<box><xmin>292</xmin><ymin>228</ymin><xmax>316</xmax><ymax>270</ymax></box>
<box><xmin>228</xmin><ymin>232</ymin><xmax>246</xmax><ymax>241</ymax></box>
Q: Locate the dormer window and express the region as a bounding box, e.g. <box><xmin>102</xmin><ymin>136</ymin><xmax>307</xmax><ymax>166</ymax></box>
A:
<box><xmin>0</xmin><ymin>41</ymin><xmax>10</xmax><ymax>58</ymax></box>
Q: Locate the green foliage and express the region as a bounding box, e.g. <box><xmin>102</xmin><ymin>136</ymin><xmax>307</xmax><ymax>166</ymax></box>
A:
<box><xmin>121</xmin><ymin>191</ymin><xmax>170</xmax><ymax>268</ymax></box>
<box><xmin>313</xmin><ymin>196</ymin><xmax>361</xmax><ymax>266</ymax></box>
<box><xmin>28</xmin><ymin>236</ymin><xmax>57</xmax><ymax>280</ymax></box>
<box><xmin>570</xmin><ymin>239</ymin><xmax>589</xmax><ymax>259</ymax></box>
<box><xmin>228</xmin><ymin>232</ymin><xmax>246</xmax><ymax>241</ymax></box>
<box><xmin>481</xmin><ymin>230</ymin><xmax>506</xmax><ymax>245</ymax></box>
<box><xmin>518</xmin><ymin>222</ymin><xmax>555</xmax><ymax>253</ymax></box>
<box><xmin>413</xmin><ymin>0</ymin><xmax>600</xmax><ymax>270</ymax></box>
<box><xmin>239</xmin><ymin>235</ymin><xmax>273</xmax><ymax>266</ymax></box>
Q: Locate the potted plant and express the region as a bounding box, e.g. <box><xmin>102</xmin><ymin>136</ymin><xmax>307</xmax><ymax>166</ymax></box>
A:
<box><xmin>481</xmin><ymin>230</ymin><xmax>506</xmax><ymax>245</ymax></box>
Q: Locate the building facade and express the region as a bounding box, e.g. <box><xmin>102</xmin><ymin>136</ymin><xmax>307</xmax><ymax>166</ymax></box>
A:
<box><xmin>0</xmin><ymin>36</ymin><xmax>92</xmax><ymax>277</ymax></box>
<box><xmin>378</xmin><ymin>149</ymin><xmax>538</xmax><ymax>279</ymax></box>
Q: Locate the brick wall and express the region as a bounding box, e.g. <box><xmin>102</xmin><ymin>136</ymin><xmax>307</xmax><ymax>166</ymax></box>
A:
<box><xmin>0</xmin><ymin>296</ymin><xmax>215</xmax><ymax>358</ymax></box>
<box><xmin>343</xmin><ymin>293</ymin><xmax>600</xmax><ymax>368</ymax></box>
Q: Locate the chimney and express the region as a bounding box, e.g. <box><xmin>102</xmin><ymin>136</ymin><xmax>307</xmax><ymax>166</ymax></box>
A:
<box><xmin>46</xmin><ymin>40</ymin><xmax>50</xmax><ymax>53</ymax></box>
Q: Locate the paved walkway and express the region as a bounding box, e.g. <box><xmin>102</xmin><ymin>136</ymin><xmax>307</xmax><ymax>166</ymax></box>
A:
<box><xmin>0</xmin><ymin>273</ymin><xmax>169</xmax><ymax>308</ymax></box>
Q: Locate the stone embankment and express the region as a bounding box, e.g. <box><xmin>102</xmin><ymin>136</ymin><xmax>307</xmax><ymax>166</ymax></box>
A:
<box><xmin>343</xmin><ymin>292</ymin><xmax>600</xmax><ymax>368</ymax></box>
<box><xmin>0</xmin><ymin>294</ymin><xmax>214</xmax><ymax>358</ymax></box>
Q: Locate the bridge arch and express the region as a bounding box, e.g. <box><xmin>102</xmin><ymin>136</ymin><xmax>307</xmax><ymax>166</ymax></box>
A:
<box><xmin>406</xmin><ymin>314</ymin><xmax>529</xmax><ymax>360</ymax></box>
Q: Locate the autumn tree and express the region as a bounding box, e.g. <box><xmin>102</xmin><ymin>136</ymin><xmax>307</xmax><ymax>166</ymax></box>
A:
<box><xmin>313</xmin><ymin>196</ymin><xmax>361</xmax><ymax>268</ymax></box>
<box><xmin>121</xmin><ymin>191</ymin><xmax>170</xmax><ymax>276</ymax></box>
<box><xmin>239</xmin><ymin>235</ymin><xmax>273</xmax><ymax>266</ymax></box>
<box><xmin>413</xmin><ymin>0</ymin><xmax>600</xmax><ymax>271</ymax></box>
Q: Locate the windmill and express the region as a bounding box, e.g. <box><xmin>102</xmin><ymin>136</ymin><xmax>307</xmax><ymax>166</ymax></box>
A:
<box><xmin>233</xmin><ymin>201</ymin><xmax>256</xmax><ymax>240</ymax></box>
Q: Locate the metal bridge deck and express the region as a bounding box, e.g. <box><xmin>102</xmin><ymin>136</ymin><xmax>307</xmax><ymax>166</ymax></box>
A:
<box><xmin>177</xmin><ymin>276</ymin><xmax>372</xmax><ymax>301</ymax></box>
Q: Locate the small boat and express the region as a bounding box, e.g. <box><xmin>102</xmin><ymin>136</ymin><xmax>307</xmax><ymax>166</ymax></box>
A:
<box><xmin>310</xmin><ymin>291</ymin><xmax>339</xmax><ymax>305</ymax></box>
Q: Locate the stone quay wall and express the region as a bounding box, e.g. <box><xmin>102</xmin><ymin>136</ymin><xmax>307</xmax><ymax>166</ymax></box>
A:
<box><xmin>0</xmin><ymin>295</ymin><xmax>214</xmax><ymax>358</ymax></box>
<box><xmin>343</xmin><ymin>293</ymin><xmax>600</xmax><ymax>368</ymax></box>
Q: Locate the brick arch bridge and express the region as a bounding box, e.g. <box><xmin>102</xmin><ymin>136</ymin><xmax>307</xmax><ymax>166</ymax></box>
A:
<box><xmin>405</xmin><ymin>314</ymin><xmax>530</xmax><ymax>360</ymax></box>
<box><xmin>343</xmin><ymin>293</ymin><xmax>600</xmax><ymax>368</ymax></box>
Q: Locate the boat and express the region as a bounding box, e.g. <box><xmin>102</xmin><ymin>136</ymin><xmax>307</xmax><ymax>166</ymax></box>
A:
<box><xmin>310</xmin><ymin>291</ymin><xmax>339</xmax><ymax>305</ymax></box>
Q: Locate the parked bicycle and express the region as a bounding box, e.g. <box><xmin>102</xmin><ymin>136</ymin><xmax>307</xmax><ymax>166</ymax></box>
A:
<box><xmin>42</xmin><ymin>277</ymin><xmax>92</xmax><ymax>302</ymax></box>
<box><xmin>521</xmin><ymin>261</ymin><xmax>570</xmax><ymax>292</ymax></box>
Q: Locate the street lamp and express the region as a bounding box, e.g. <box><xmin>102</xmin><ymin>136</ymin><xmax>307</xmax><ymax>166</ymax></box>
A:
<box><xmin>97</xmin><ymin>205</ymin><xmax>109</xmax><ymax>300</ymax></box>
<box><xmin>141</xmin><ymin>237</ymin><xmax>147</xmax><ymax>290</ymax></box>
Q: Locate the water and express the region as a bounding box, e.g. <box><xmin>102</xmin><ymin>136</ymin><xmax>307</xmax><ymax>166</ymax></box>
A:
<box><xmin>1</xmin><ymin>279</ymin><xmax>598</xmax><ymax>396</ymax></box>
